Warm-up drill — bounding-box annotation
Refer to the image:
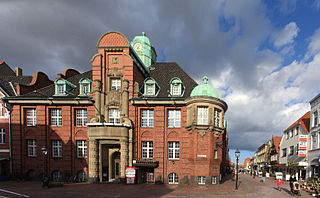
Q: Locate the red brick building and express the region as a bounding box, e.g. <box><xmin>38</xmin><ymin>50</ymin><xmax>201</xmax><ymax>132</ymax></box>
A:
<box><xmin>2</xmin><ymin>31</ymin><xmax>229</xmax><ymax>185</ymax></box>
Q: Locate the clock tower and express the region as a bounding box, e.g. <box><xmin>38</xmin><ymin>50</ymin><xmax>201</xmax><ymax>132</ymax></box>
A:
<box><xmin>131</xmin><ymin>32</ymin><xmax>157</xmax><ymax>68</ymax></box>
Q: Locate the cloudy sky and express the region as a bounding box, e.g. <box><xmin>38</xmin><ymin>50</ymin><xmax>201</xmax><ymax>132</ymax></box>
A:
<box><xmin>1</xmin><ymin>0</ymin><xmax>320</xmax><ymax>162</ymax></box>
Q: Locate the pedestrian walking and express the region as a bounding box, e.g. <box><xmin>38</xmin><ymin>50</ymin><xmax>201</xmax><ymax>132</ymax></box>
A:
<box><xmin>274</xmin><ymin>178</ymin><xmax>284</xmax><ymax>191</ymax></box>
<box><xmin>261</xmin><ymin>171</ymin><xmax>266</xmax><ymax>182</ymax></box>
<box><xmin>289</xmin><ymin>174</ymin><xmax>296</xmax><ymax>195</ymax></box>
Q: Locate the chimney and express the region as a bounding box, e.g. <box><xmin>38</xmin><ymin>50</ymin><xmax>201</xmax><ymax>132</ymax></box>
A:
<box><xmin>15</xmin><ymin>67</ymin><xmax>23</xmax><ymax>76</ymax></box>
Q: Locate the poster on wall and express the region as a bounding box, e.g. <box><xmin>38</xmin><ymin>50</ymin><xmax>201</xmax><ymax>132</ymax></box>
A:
<box><xmin>125</xmin><ymin>166</ymin><xmax>136</xmax><ymax>184</ymax></box>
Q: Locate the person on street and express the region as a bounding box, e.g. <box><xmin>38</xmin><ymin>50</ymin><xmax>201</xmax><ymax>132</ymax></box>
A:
<box><xmin>289</xmin><ymin>174</ymin><xmax>297</xmax><ymax>195</ymax></box>
<box><xmin>261</xmin><ymin>171</ymin><xmax>266</xmax><ymax>182</ymax></box>
<box><xmin>274</xmin><ymin>178</ymin><xmax>284</xmax><ymax>191</ymax></box>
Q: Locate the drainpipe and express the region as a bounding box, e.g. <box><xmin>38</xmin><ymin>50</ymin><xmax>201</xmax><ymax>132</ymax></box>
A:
<box><xmin>8</xmin><ymin>106</ymin><xmax>12</xmax><ymax>175</ymax></box>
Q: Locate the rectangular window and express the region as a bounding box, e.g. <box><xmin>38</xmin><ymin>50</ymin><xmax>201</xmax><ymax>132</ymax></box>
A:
<box><xmin>214</xmin><ymin>150</ymin><xmax>218</xmax><ymax>159</ymax></box>
<box><xmin>0</xmin><ymin>128</ymin><xmax>5</xmax><ymax>144</ymax></box>
<box><xmin>198</xmin><ymin>176</ymin><xmax>206</xmax><ymax>185</ymax></box>
<box><xmin>77</xmin><ymin>140</ymin><xmax>87</xmax><ymax>158</ymax></box>
<box><xmin>141</xmin><ymin>109</ymin><xmax>154</xmax><ymax>127</ymax></box>
<box><xmin>108</xmin><ymin>109</ymin><xmax>120</xmax><ymax>124</ymax></box>
<box><xmin>142</xmin><ymin>141</ymin><xmax>153</xmax><ymax>159</ymax></box>
<box><xmin>282</xmin><ymin>148</ymin><xmax>287</xmax><ymax>157</ymax></box>
<box><xmin>52</xmin><ymin>140</ymin><xmax>62</xmax><ymax>157</ymax></box>
<box><xmin>76</xmin><ymin>109</ymin><xmax>87</xmax><ymax>127</ymax></box>
<box><xmin>290</xmin><ymin>130</ymin><xmax>293</xmax><ymax>138</ymax></box>
<box><xmin>168</xmin><ymin>141</ymin><xmax>180</xmax><ymax>159</ymax></box>
<box><xmin>57</xmin><ymin>84</ymin><xmax>65</xmax><ymax>95</ymax></box>
<box><xmin>168</xmin><ymin>110</ymin><xmax>181</xmax><ymax>128</ymax></box>
<box><xmin>0</xmin><ymin>103</ymin><xmax>3</xmax><ymax>117</ymax></box>
<box><xmin>289</xmin><ymin>146</ymin><xmax>294</xmax><ymax>155</ymax></box>
<box><xmin>26</xmin><ymin>109</ymin><xmax>37</xmax><ymax>126</ymax></box>
<box><xmin>146</xmin><ymin>84</ymin><xmax>155</xmax><ymax>95</ymax></box>
<box><xmin>214</xmin><ymin>109</ymin><xmax>221</xmax><ymax>127</ymax></box>
<box><xmin>211</xmin><ymin>176</ymin><xmax>217</xmax><ymax>184</ymax></box>
<box><xmin>111</xmin><ymin>79</ymin><xmax>121</xmax><ymax>91</ymax></box>
<box><xmin>27</xmin><ymin>139</ymin><xmax>37</xmax><ymax>157</ymax></box>
<box><xmin>51</xmin><ymin>109</ymin><xmax>62</xmax><ymax>126</ymax></box>
<box><xmin>313</xmin><ymin>134</ymin><xmax>317</xmax><ymax>149</ymax></box>
<box><xmin>286</xmin><ymin>132</ymin><xmax>289</xmax><ymax>139</ymax></box>
<box><xmin>82</xmin><ymin>84</ymin><xmax>90</xmax><ymax>95</ymax></box>
<box><xmin>296</xmin><ymin>144</ymin><xmax>299</xmax><ymax>155</ymax></box>
<box><xmin>172</xmin><ymin>84</ymin><xmax>180</xmax><ymax>95</ymax></box>
<box><xmin>197</xmin><ymin>107</ymin><xmax>208</xmax><ymax>125</ymax></box>
<box><xmin>314</xmin><ymin>111</ymin><xmax>318</xmax><ymax>127</ymax></box>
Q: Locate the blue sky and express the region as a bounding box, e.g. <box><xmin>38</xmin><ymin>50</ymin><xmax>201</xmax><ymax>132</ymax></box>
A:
<box><xmin>1</xmin><ymin>0</ymin><xmax>320</xmax><ymax>163</ymax></box>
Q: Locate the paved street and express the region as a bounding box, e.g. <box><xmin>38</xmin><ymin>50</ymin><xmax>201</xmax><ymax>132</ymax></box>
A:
<box><xmin>0</xmin><ymin>174</ymin><xmax>315</xmax><ymax>197</ymax></box>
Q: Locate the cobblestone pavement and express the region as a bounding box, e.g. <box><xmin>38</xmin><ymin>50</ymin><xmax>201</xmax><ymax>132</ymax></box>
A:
<box><xmin>0</xmin><ymin>174</ymin><xmax>315</xmax><ymax>197</ymax></box>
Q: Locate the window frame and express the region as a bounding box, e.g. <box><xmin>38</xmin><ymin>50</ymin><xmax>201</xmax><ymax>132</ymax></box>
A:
<box><xmin>111</xmin><ymin>79</ymin><xmax>121</xmax><ymax>91</ymax></box>
<box><xmin>77</xmin><ymin>140</ymin><xmax>87</xmax><ymax>158</ymax></box>
<box><xmin>141</xmin><ymin>141</ymin><xmax>153</xmax><ymax>159</ymax></box>
<box><xmin>197</xmin><ymin>107</ymin><xmax>208</xmax><ymax>125</ymax></box>
<box><xmin>168</xmin><ymin>141</ymin><xmax>180</xmax><ymax>159</ymax></box>
<box><xmin>289</xmin><ymin>146</ymin><xmax>294</xmax><ymax>155</ymax></box>
<box><xmin>198</xmin><ymin>176</ymin><xmax>206</xmax><ymax>185</ymax></box>
<box><xmin>141</xmin><ymin>109</ymin><xmax>154</xmax><ymax>127</ymax></box>
<box><xmin>51</xmin><ymin>109</ymin><xmax>62</xmax><ymax>126</ymax></box>
<box><xmin>27</xmin><ymin>139</ymin><xmax>37</xmax><ymax>157</ymax></box>
<box><xmin>52</xmin><ymin>140</ymin><xmax>62</xmax><ymax>157</ymax></box>
<box><xmin>214</xmin><ymin>108</ymin><xmax>221</xmax><ymax>127</ymax></box>
<box><xmin>282</xmin><ymin>148</ymin><xmax>287</xmax><ymax>157</ymax></box>
<box><xmin>108</xmin><ymin>109</ymin><xmax>120</xmax><ymax>124</ymax></box>
<box><xmin>26</xmin><ymin>109</ymin><xmax>37</xmax><ymax>126</ymax></box>
<box><xmin>170</xmin><ymin>78</ymin><xmax>183</xmax><ymax>97</ymax></box>
<box><xmin>168</xmin><ymin>109</ymin><xmax>181</xmax><ymax>128</ymax></box>
<box><xmin>0</xmin><ymin>128</ymin><xmax>4</xmax><ymax>144</ymax></box>
<box><xmin>168</xmin><ymin>173</ymin><xmax>179</xmax><ymax>184</ymax></box>
<box><xmin>76</xmin><ymin>109</ymin><xmax>87</xmax><ymax>127</ymax></box>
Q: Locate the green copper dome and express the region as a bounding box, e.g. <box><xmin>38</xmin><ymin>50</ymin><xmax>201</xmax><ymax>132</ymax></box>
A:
<box><xmin>190</xmin><ymin>76</ymin><xmax>220</xmax><ymax>99</ymax></box>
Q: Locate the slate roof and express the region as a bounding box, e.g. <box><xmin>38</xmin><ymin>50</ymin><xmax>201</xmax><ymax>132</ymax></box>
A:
<box><xmin>147</xmin><ymin>62</ymin><xmax>198</xmax><ymax>99</ymax></box>
<box><xmin>285</xmin><ymin>111</ymin><xmax>310</xmax><ymax>133</ymax></box>
<box><xmin>272</xmin><ymin>136</ymin><xmax>282</xmax><ymax>153</ymax></box>
<box><xmin>18</xmin><ymin>70</ymin><xmax>92</xmax><ymax>98</ymax></box>
<box><xmin>0</xmin><ymin>62</ymin><xmax>33</xmax><ymax>96</ymax></box>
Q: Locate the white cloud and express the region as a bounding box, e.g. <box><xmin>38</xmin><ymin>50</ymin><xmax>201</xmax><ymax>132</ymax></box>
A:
<box><xmin>305</xmin><ymin>28</ymin><xmax>320</xmax><ymax>59</ymax></box>
<box><xmin>272</xmin><ymin>22</ymin><xmax>299</xmax><ymax>48</ymax></box>
<box><xmin>313</xmin><ymin>0</ymin><xmax>320</xmax><ymax>11</ymax></box>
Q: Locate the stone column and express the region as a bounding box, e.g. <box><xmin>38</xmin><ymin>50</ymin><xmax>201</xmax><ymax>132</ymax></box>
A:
<box><xmin>120</xmin><ymin>140</ymin><xmax>129</xmax><ymax>180</ymax></box>
<box><xmin>88</xmin><ymin>139</ymin><xmax>99</xmax><ymax>183</ymax></box>
<box><xmin>94</xmin><ymin>80</ymin><xmax>101</xmax><ymax>120</ymax></box>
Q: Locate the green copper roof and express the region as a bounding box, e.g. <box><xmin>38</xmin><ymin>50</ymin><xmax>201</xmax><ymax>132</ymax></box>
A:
<box><xmin>131</xmin><ymin>32</ymin><xmax>151</xmax><ymax>46</ymax></box>
<box><xmin>190</xmin><ymin>76</ymin><xmax>220</xmax><ymax>99</ymax></box>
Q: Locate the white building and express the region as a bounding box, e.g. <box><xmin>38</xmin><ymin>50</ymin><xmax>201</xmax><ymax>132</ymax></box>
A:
<box><xmin>279</xmin><ymin>112</ymin><xmax>310</xmax><ymax>180</ymax></box>
<box><xmin>307</xmin><ymin>94</ymin><xmax>320</xmax><ymax>180</ymax></box>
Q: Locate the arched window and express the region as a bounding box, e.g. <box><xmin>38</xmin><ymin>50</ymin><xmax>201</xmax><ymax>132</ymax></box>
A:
<box><xmin>143</xmin><ymin>78</ymin><xmax>159</xmax><ymax>96</ymax></box>
<box><xmin>52</xmin><ymin>170</ymin><xmax>62</xmax><ymax>182</ymax></box>
<box><xmin>168</xmin><ymin>173</ymin><xmax>179</xmax><ymax>184</ymax></box>
<box><xmin>170</xmin><ymin>78</ymin><xmax>183</xmax><ymax>96</ymax></box>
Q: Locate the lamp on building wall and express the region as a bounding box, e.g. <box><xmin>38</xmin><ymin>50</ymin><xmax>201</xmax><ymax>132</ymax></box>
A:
<box><xmin>235</xmin><ymin>148</ymin><xmax>240</xmax><ymax>190</ymax></box>
<box><xmin>41</xmin><ymin>146</ymin><xmax>48</xmax><ymax>188</ymax></box>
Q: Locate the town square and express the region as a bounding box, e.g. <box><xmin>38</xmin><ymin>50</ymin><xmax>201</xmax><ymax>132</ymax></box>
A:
<box><xmin>1</xmin><ymin>0</ymin><xmax>320</xmax><ymax>197</ymax></box>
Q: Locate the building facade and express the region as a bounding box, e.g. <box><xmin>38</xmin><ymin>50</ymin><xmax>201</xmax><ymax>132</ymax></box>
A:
<box><xmin>307</xmin><ymin>94</ymin><xmax>320</xmax><ymax>180</ymax></box>
<box><xmin>279</xmin><ymin>112</ymin><xmax>310</xmax><ymax>180</ymax></box>
<box><xmin>2</xmin><ymin>31</ymin><xmax>229</xmax><ymax>185</ymax></box>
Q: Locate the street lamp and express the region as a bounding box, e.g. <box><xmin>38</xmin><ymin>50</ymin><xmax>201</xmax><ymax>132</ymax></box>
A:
<box><xmin>41</xmin><ymin>146</ymin><xmax>48</xmax><ymax>188</ymax></box>
<box><xmin>235</xmin><ymin>148</ymin><xmax>240</xmax><ymax>190</ymax></box>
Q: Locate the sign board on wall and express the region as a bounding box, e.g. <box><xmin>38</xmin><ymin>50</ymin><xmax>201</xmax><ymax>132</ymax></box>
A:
<box><xmin>125</xmin><ymin>166</ymin><xmax>136</xmax><ymax>184</ymax></box>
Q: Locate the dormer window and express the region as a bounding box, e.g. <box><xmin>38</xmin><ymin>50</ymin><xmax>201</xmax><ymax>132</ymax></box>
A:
<box><xmin>143</xmin><ymin>78</ymin><xmax>159</xmax><ymax>96</ymax></box>
<box><xmin>54</xmin><ymin>78</ymin><xmax>76</xmax><ymax>96</ymax></box>
<box><xmin>170</xmin><ymin>78</ymin><xmax>183</xmax><ymax>96</ymax></box>
<box><xmin>79</xmin><ymin>78</ymin><xmax>92</xmax><ymax>96</ymax></box>
<box><xmin>111</xmin><ymin>79</ymin><xmax>121</xmax><ymax>91</ymax></box>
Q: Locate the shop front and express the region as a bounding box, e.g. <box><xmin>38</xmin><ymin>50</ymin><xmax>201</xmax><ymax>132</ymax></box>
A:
<box><xmin>133</xmin><ymin>159</ymin><xmax>159</xmax><ymax>184</ymax></box>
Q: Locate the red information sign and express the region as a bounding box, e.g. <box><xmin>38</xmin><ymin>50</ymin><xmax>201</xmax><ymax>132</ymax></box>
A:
<box><xmin>125</xmin><ymin>167</ymin><xmax>136</xmax><ymax>184</ymax></box>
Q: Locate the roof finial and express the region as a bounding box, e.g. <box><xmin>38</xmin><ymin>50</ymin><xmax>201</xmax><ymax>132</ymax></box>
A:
<box><xmin>142</xmin><ymin>32</ymin><xmax>146</xmax><ymax>36</ymax></box>
<box><xmin>202</xmin><ymin>76</ymin><xmax>208</xmax><ymax>84</ymax></box>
